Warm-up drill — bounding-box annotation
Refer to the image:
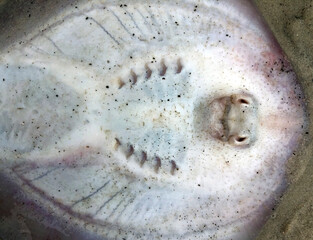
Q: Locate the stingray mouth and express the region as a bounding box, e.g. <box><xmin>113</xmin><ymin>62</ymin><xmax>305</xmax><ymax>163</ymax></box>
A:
<box><xmin>207</xmin><ymin>93</ymin><xmax>258</xmax><ymax>147</ymax></box>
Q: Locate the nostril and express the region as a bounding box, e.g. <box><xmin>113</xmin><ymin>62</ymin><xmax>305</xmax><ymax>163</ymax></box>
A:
<box><xmin>228</xmin><ymin>135</ymin><xmax>249</xmax><ymax>146</ymax></box>
<box><xmin>235</xmin><ymin>136</ymin><xmax>247</xmax><ymax>142</ymax></box>
<box><xmin>238</xmin><ymin>98</ymin><xmax>249</xmax><ymax>104</ymax></box>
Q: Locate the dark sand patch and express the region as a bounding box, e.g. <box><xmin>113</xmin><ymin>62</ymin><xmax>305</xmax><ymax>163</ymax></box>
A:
<box><xmin>254</xmin><ymin>0</ymin><xmax>313</xmax><ymax>239</ymax></box>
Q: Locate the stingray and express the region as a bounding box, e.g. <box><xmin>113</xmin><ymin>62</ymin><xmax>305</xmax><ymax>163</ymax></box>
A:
<box><xmin>0</xmin><ymin>0</ymin><xmax>306</xmax><ymax>239</ymax></box>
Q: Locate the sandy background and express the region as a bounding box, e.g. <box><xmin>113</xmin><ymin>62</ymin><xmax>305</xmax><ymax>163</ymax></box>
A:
<box><xmin>254</xmin><ymin>0</ymin><xmax>313</xmax><ymax>239</ymax></box>
<box><xmin>0</xmin><ymin>0</ymin><xmax>312</xmax><ymax>239</ymax></box>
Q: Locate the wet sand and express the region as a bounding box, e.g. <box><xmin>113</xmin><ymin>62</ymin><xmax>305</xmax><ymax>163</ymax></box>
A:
<box><xmin>254</xmin><ymin>0</ymin><xmax>313</xmax><ymax>239</ymax></box>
